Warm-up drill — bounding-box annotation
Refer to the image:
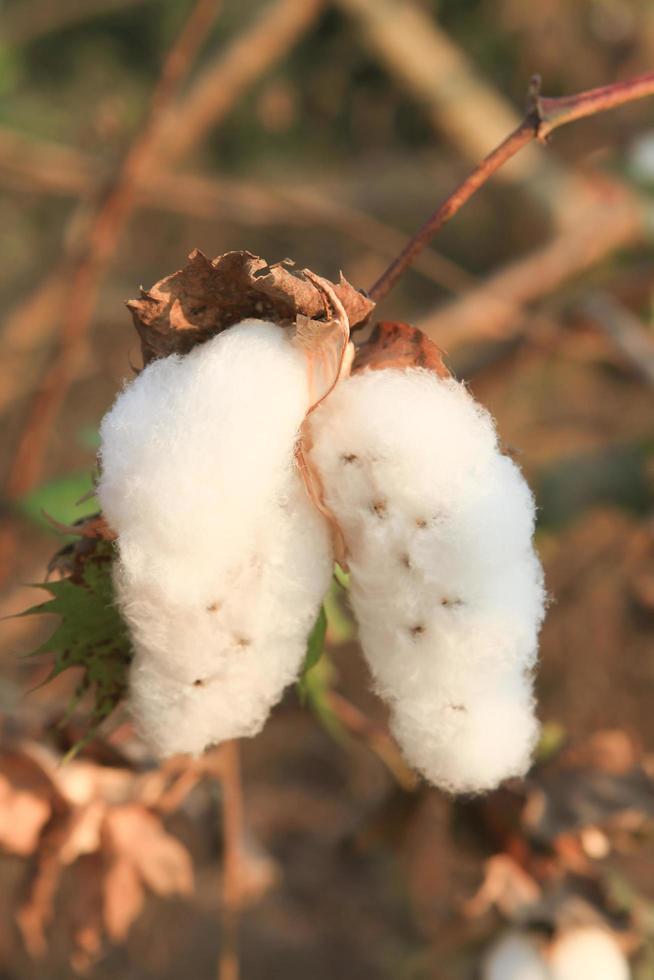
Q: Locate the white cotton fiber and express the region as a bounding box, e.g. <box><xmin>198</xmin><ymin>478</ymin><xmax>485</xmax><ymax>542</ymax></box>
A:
<box><xmin>549</xmin><ymin>928</ymin><xmax>630</xmax><ymax>980</ymax></box>
<box><xmin>483</xmin><ymin>928</ymin><xmax>630</xmax><ymax>980</ymax></box>
<box><xmin>309</xmin><ymin>368</ymin><xmax>545</xmax><ymax>793</ymax></box>
<box><xmin>98</xmin><ymin>320</ymin><xmax>333</xmax><ymax>756</ymax></box>
<box><xmin>483</xmin><ymin>931</ymin><xmax>549</xmax><ymax>980</ymax></box>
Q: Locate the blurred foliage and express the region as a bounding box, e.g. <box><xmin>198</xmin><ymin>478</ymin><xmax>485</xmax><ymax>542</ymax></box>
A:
<box><xmin>16</xmin><ymin>471</ymin><xmax>98</xmax><ymax>532</ymax></box>
<box><xmin>20</xmin><ymin>538</ymin><xmax>131</xmax><ymax>742</ymax></box>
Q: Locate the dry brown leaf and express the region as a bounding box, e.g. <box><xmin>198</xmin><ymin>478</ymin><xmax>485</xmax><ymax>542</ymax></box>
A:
<box><xmin>103</xmin><ymin>803</ymin><xmax>194</xmax><ymax>897</ymax></box>
<box><xmin>53</xmin><ymin>759</ymin><xmax>136</xmax><ymax>808</ymax></box>
<box><xmin>58</xmin><ymin>801</ymin><xmax>106</xmax><ymax>865</ymax></box>
<box><xmin>17</xmin><ymin>822</ymin><xmax>69</xmax><ymax>958</ymax></box>
<box><xmin>66</xmin><ymin>854</ymin><xmax>105</xmax><ymax>974</ymax></box>
<box><xmin>0</xmin><ymin>759</ymin><xmax>52</xmax><ymax>857</ymax></box>
<box><xmin>293</xmin><ymin>268</ymin><xmax>352</xmax><ymax>412</ymax></box>
<box><xmin>42</xmin><ymin>513</ymin><xmax>116</xmax><ymax>542</ymax></box>
<box><xmin>353</xmin><ymin>321</ymin><xmax>450</xmax><ymax>377</ymax></box>
<box><xmin>102</xmin><ymin>855</ymin><xmax>145</xmax><ymax>943</ymax></box>
<box><xmin>127</xmin><ymin>249</ymin><xmax>374</xmax><ymax>365</ymax></box>
<box><xmin>464</xmin><ymin>854</ymin><xmax>541</xmax><ymax>919</ymax></box>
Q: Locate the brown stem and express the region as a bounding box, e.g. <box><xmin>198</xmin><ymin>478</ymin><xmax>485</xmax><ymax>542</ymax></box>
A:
<box><xmin>368</xmin><ymin>119</ymin><xmax>535</xmax><ymax>303</ymax></box>
<box><xmin>325</xmin><ymin>691</ymin><xmax>418</xmax><ymax>791</ymax></box>
<box><xmin>369</xmin><ymin>70</ymin><xmax>654</xmax><ymax>304</ymax></box>
<box><xmin>538</xmin><ymin>70</ymin><xmax>654</xmax><ymax>138</ymax></box>
<box><xmin>218</xmin><ymin>741</ymin><xmax>244</xmax><ymax>980</ymax></box>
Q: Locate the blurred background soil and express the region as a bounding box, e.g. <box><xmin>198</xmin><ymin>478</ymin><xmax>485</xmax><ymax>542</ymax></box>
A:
<box><xmin>1</xmin><ymin>0</ymin><xmax>654</xmax><ymax>977</ymax></box>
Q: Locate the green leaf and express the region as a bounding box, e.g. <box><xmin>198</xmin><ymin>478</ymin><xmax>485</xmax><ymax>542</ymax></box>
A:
<box><xmin>323</xmin><ymin>576</ymin><xmax>354</xmax><ymax>645</ymax></box>
<box><xmin>21</xmin><ymin>539</ymin><xmax>132</xmax><ymax>744</ymax></box>
<box><xmin>76</xmin><ymin>425</ymin><xmax>101</xmax><ymax>452</ymax></box>
<box><xmin>297</xmin><ymin>605</ymin><xmax>345</xmax><ymax>741</ymax></box>
<box><xmin>16</xmin><ymin>472</ymin><xmax>98</xmax><ymax>532</ymax></box>
<box><xmin>297</xmin><ymin>605</ymin><xmax>327</xmax><ymax>703</ymax></box>
<box><xmin>534</xmin><ymin>720</ymin><xmax>567</xmax><ymax>763</ymax></box>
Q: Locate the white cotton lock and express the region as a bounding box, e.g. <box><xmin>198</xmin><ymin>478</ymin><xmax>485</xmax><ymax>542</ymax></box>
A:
<box><xmin>482</xmin><ymin>931</ymin><xmax>550</xmax><ymax>980</ymax></box>
<box><xmin>98</xmin><ymin>320</ymin><xmax>333</xmax><ymax>757</ymax></box>
<box><xmin>309</xmin><ymin>367</ymin><xmax>545</xmax><ymax>794</ymax></box>
<box><xmin>483</xmin><ymin>928</ymin><xmax>630</xmax><ymax>980</ymax></box>
<box><xmin>549</xmin><ymin>928</ymin><xmax>630</xmax><ymax>980</ymax></box>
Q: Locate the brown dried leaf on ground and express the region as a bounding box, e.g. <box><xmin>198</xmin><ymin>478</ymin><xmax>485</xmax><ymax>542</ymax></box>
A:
<box><xmin>102</xmin><ymin>854</ymin><xmax>145</xmax><ymax>943</ymax></box>
<box><xmin>0</xmin><ymin>736</ymin><xmax>196</xmax><ymax>965</ymax></box>
<box><xmin>353</xmin><ymin>321</ymin><xmax>451</xmax><ymax>377</ymax></box>
<box><xmin>127</xmin><ymin>249</ymin><xmax>374</xmax><ymax>364</ymax></box>
<box><xmin>102</xmin><ymin>803</ymin><xmax>194</xmax><ymax>897</ymax></box>
<box><xmin>0</xmin><ymin>751</ymin><xmax>63</xmax><ymax>857</ymax></box>
<box><xmin>464</xmin><ymin>854</ymin><xmax>541</xmax><ymax>919</ymax></box>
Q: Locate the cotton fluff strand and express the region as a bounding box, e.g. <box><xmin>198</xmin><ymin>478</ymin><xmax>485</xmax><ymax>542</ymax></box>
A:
<box><xmin>309</xmin><ymin>368</ymin><xmax>545</xmax><ymax>793</ymax></box>
<box><xmin>98</xmin><ymin>320</ymin><xmax>333</xmax><ymax>757</ymax></box>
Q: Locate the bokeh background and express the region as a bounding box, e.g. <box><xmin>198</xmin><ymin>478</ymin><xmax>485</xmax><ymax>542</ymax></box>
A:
<box><xmin>2</xmin><ymin>0</ymin><xmax>654</xmax><ymax>977</ymax></box>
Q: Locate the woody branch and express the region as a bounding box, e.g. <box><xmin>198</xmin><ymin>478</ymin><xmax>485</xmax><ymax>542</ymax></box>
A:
<box><xmin>368</xmin><ymin>70</ymin><xmax>654</xmax><ymax>304</ymax></box>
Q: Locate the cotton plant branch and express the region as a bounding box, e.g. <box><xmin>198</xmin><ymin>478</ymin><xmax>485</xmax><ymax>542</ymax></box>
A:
<box><xmin>218</xmin><ymin>741</ymin><xmax>245</xmax><ymax>980</ymax></box>
<box><xmin>325</xmin><ymin>691</ymin><xmax>418</xmax><ymax>791</ymax></box>
<box><xmin>154</xmin><ymin>0</ymin><xmax>326</xmax><ymax>168</ymax></box>
<box><xmin>418</xmin><ymin>191</ymin><xmax>642</xmax><ymax>351</ymax></box>
<box><xmin>0</xmin><ymin>125</ymin><xmax>469</xmax><ymax>327</ymax></box>
<box><xmin>368</xmin><ymin>71</ymin><xmax>654</xmax><ymax>305</ymax></box>
<box><xmin>4</xmin><ymin>0</ymin><xmax>220</xmax><ymax>505</ymax></box>
<box><xmin>334</xmin><ymin>0</ymin><xmax>592</xmax><ymax>222</ymax></box>
<box><xmin>580</xmin><ymin>292</ymin><xmax>654</xmax><ymax>388</ymax></box>
<box><xmin>2</xmin><ymin>0</ymin><xmax>326</xmax><ymax>519</ymax></box>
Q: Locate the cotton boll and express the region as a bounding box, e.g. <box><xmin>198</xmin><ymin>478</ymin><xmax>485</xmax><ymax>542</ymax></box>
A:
<box><xmin>309</xmin><ymin>368</ymin><xmax>545</xmax><ymax>793</ymax></box>
<box><xmin>549</xmin><ymin>928</ymin><xmax>630</xmax><ymax>980</ymax></box>
<box><xmin>389</xmin><ymin>662</ymin><xmax>538</xmax><ymax>793</ymax></box>
<box><xmin>482</xmin><ymin>931</ymin><xmax>550</xmax><ymax>980</ymax></box>
<box><xmin>98</xmin><ymin>320</ymin><xmax>333</xmax><ymax>756</ymax></box>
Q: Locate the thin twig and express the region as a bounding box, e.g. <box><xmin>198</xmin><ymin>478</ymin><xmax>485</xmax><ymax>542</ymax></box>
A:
<box><xmin>0</xmin><ymin>129</ymin><xmax>473</xmax><ymax>423</ymax></box>
<box><xmin>419</xmin><ymin>191</ymin><xmax>641</xmax><ymax>350</ymax></box>
<box><xmin>580</xmin><ymin>292</ymin><xmax>654</xmax><ymax>387</ymax></box>
<box><xmin>218</xmin><ymin>741</ymin><xmax>244</xmax><ymax>980</ymax></box>
<box><xmin>334</xmin><ymin>0</ymin><xmax>591</xmax><ymax>222</ymax></box>
<box><xmin>326</xmin><ymin>691</ymin><xmax>418</xmax><ymax>791</ymax></box>
<box><xmin>3</xmin><ymin>0</ymin><xmax>325</xmax><ymax>508</ymax></box>
<box><xmin>368</xmin><ymin>121</ymin><xmax>535</xmax><ymax>303</ymax></box>
<box><xmin>156</xmin><ymin>0</ymin><xmax>326</xmax><ymax>167</ymax></box>
<box><xmin>0</xmin><ymin>125</ymin><xmax>472</xmax><ymax>293</ymax></box>
<box><xmin>368</xmin><ymin>70</ymin><xmax>654</xmax><ymax>304</ymax></box>
<box><xmin>538</xmin><ymin>71</ymin><xmax>654</xmax><ymax>138</ymax></box>
<box><xmin>4</xmin><ymin>0</ymin><xmax>219</xmax><ymax>502</ymax></box>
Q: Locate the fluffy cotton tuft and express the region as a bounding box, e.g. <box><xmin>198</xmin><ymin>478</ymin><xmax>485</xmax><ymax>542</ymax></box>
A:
<box><xmin>483</xmin><ymin>932</ymin><xmax>550</xmax><ymax>980</ymax></box>
<box><xmin>483</xmin><ymin>928</ymin><xmax>630</xmax><ymax>980</ymax></box>
<box><xmin>309</xmin><ymin>368</ymin><xmax>545</xmax><ymax>793</ymax></box>
<box><xmin>98</xmin><ymin>320</ymin><xmax>333</xmax><ymax>756</ymax></box>
<box><xmin>549</xmin><ymin>928</ymin><xmax>630</xmax><ymax>980</ymax></box>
